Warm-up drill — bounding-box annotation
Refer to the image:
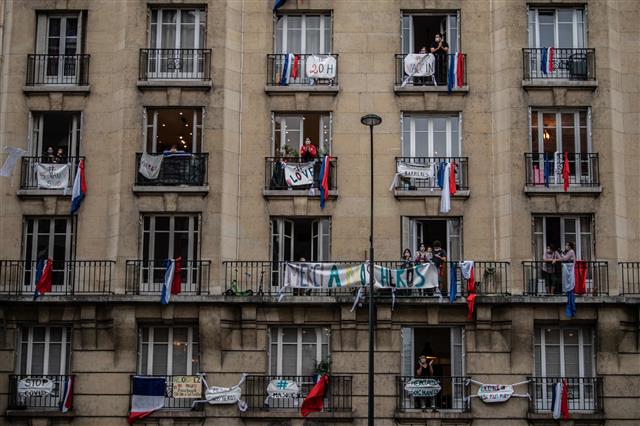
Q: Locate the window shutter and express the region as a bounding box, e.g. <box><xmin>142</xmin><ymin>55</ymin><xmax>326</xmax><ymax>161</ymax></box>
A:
<box><xmin>401</xmin><ymin>217</ymin><xmax>411</xmax><ymax>255</ymax></box>
<box><xmin>35</xmin><ymin>14</ymin><xmax>48</xmax><ymax>53</ymax></box>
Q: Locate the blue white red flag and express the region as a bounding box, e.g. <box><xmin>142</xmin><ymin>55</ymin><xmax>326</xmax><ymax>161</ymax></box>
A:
<box><xmin>70</xmin><ymin>159</ymin><xmax>86</xmax><ymax>215</ymax></box>
<box><xmin>128</xmin><ymin>376</ymin><xmax>166</xmax><ymax>423</ymax></box>
<box><xmin>33</xmin><ymin>258</ymin><xmax>53</xmax><ymax>300</ymax></box>
<box><xmin>59</xmin><ymin>375</ymin><xmax>74</xmax><ymax>413</ymax></box>
<box><xmin>319</xmin><ymin>155</ymin><xmax>331</xmax><ymax>209</ymax></box>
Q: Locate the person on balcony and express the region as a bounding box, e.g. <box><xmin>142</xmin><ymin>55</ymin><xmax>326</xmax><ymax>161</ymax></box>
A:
<box><xmin>401</xmin><ymin>248</ymin><xmax>414</xmax><ymax>289</ymax></box>
<box><xmin>415</xmin><ymin>351</ymin><xmax>437</xmax><ymax>409</ymax></box>
<box><xmin>542</xmin><ymin>244</ymin><xmax>562</xmax><ymax>294</ymax></box>
<box><xmin>432</xmin><ymin>240</ymin><xmax>448</xmax><ymax>293</ymax></box>
<box><xmin>415</xmin><ymin>243</ymin><xmax>432</xmax><ymax>264</ymax></box>
<box><xmin>300</xmin><ymin>138</ymin><xmax>317</xmax><ymax>162</ymax></box>
<box><xmin>430</xmin><ymin>33</ymin><xmax>449</xmax><ymax>85</ymax></box>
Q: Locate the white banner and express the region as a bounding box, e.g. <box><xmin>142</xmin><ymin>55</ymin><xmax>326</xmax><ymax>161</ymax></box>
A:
<box><xmin>284</xmin><ymin>162</ymin><xmax>315</xmax><ymax>186</ymax></box>
<box><xmin>305</xmin><ymin>55</ymin><xmax>337</xmax><ymax>79</ymax></box>
<box><xmin>404</xmin><ymin>53</ymin><xmax>435</xmax><ymax>77</ymax></box>
<box><xmin>192</xmin><ymin>374</ymin><xmax>248</xmax><ymax>412</ymax></box>
<box><xmin>0</xmin><ymin>147</ymin><xmax>26</xmax><ymax>177</ymax></box>
<box><xmin>35</xmin><ymin>163</ymin><xmax>70</xmax><ymax>189</ymax></box>
<box><xmin>404</xmin><ymin>378</ymin><xmax>442</xmax><ymax>397</ymax></box>
<box><xmin>18</xmin><ymin>377</ymin><xmax>54</xmax><ymax>397</ymax></box>
<box><xmin>397</xmin><ymin>161</ymin><xmax>435</xmax><ymax>179</ymax></box>
<box><xmin>139</xmin><ymin>153</ymin><xmax>163</xmax><ymax>180</ymax></box>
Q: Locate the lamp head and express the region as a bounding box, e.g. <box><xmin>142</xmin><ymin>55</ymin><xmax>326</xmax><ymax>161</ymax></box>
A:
<box><xmin>360</xmin><ymin>114</ymin><xmax>382</xmax><ymax>127</ymax></box>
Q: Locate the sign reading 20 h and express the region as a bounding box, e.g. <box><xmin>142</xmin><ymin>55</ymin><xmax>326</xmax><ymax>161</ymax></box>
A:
<box><xmin>305</xmin><ymin>55</ymin><xmax>337</xmax><ymax>79</ymax></box>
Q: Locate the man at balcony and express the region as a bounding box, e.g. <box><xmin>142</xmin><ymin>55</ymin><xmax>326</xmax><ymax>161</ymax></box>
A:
<box><xmin>430</xmin><ymin>33</ymin><xmax>449</xmax><ymax>84</ymax></box>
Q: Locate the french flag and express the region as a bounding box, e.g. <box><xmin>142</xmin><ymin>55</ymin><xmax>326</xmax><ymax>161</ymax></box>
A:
<box><xmin>160</xmin><ymin>257</ymin><xmax>182</xmax><ymax>305</ymax></box>
<box><xmin>59</xmin><ymin>376</ymin><xmax>74</xmax><ymax>413</ymax></box>
<box><xmin>319</xmin><ymin>155</ymin><xmax>331</xmax><ymax>209</ymax></box>
<box><xmin>33</xmin><ymin>258</ymin><xmax>53</xmax><ymax>300</ymax></box>
<box><xmin>70</xmin><ymin>159</ymin><xmax>86</xmax><ymax>215</ymax></box>
<box><xmin>128</xmin><ymin>376</ymin><xmax>166</xmax><ymax>423</ymax></box>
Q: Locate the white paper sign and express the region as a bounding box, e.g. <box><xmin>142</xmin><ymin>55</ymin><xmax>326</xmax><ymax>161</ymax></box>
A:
<box><xmin>305</xmin><ymin>55</ymin><xmax>337</xmax><ymax>79</ymax></box>
<box><xmin>404</xmin><ymin>54</ymin><xmax>435</xmax><ymax>77</ymax></box>
<box><xmin>477</xmin><ymin>384</ymin><xmax>515</xmax><ymax>403</ymax></box>
<box><xmin>35</xmin><ymin>163</ymin><xmax>70</xmax><ymax>189</ymax></box>
<box><xmin>397</xmin><ymin>161</ymin><xmax>436</xmax><ymax>179</ymax></box>
<box><xmin>18</xmin><ymin>377</ymin><xmax>54</xmax><ymax>397</ymax></box>
<box><xmin>284</xmin><ymin>162</ymin><xmax>315</xmax><ymax>186</ymax></box>
<box><xmin>205</xmin><ymin>386</ymin><xmax>243</xmax><ymax>405</ymax></box>
<box><xmin>266</xmin><ymin>379</ymin><xmax>299</xmax><ymax>398</ymax></box>
<box><xmin>139</xmin><ymin>153</ymin><xmax>163</xmax><ymax>180</ymax></box>
<box><xmin>404</xmin><ymin>378</ymin><xmax>442</xmax><ymax>397</ymax></box>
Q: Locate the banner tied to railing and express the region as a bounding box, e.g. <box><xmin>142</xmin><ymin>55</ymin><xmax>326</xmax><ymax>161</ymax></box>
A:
<box><xmin>389</xmin><ymin>161</ymin><xmax>436</xmax><ymax>191</ymax></box>
<box><xmin>139</xmin><ymin>153</ymin><xmax>163</xmax><ymax>180</ymax></box>
<box><xmin>305</xmin><ymin>55</ymin><xmax>336</xmax><ymax>79</ymax></box>
<box><xmin>191</xmin><ymin>374</ymin><xmax>247</xmax><ymax>412</ymax></box>
<box><xmin>35</xmin><ymin>163</ymin><xmax>70</xmax><ymax>189</ymax></box>
<box><xmin>284</xmin><ymin>161</ymin><xmax>315</xmax><ymax>186</ymax></box>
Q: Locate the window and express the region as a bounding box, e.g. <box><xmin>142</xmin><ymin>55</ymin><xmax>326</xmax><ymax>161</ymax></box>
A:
<box><xmin>138</xmin><ymin>326</ymin><xmax>200</xmax><ymax>375</ymax></box>
<box><xmin>149</xmin><ymin>8</ymin><xmax>206</xmax><ymax>50</ymax></box>
<box><xmin>271</xmin><ymin>218</ymin><xmax>330</xmax><ymax>263</ymax></box>
<box><xmin>275</xmin><ymin>14</ymin><xmax>332</xmax><ymax>54</ymax></box>
<box><xmin>528</xmin><ymin>8</ymin><xmax>586</xmax><ymax>49</ymax></box>
<box><xmin>269</xmin><ymin>327</ymin><xmax>330</xmax><ymax>376</ymax></box>
<box><xmin>532</xmin><ymin>215</ymin><xmax>593</xmax><ymax>261</ymax></box>
<box><xmin>530</xmin><ymin>109</ymin><xmax>590</xmax><ymax>155</ymax></box>
<box><xmin>402</xmin><ymin>217</ymin><xmax>461</xmax><ymax>261</ymax></box>
<box><xmin>401</xmin><ymin>12</ymin><xmax>459</xmax><ymax>53</ymax></box>
<box><xmin>18</xmin><ymin>326</ymin><xmax>71</xmax><ymax>376</ymax></box>
<box><xmin>35</xmin><ymin>12</ymin><xmax>84</xmax><ymax>82</ymax></box>
<box><xmin>145</xmin><ymin>108</ymin><xmax>203</xmax><ymax>153</ymax></box>
<box><xmin>273</xmin><ymin>113</ymin><xmax>331</xmax><ymax>156</ymax></box>
<box><xmin>402</xmin><ymin>114</ymin><xmax>461</xmax><ymax>158</ymax></box>
<box><xmin>30</xmin><ymin>112</ymin><xmax>81</xmax><ymax>158</ymax></box>
<box><xmin>141</xmin><ymin>215</ymin><xmax>200</xmax><ymax>261</ymax></box>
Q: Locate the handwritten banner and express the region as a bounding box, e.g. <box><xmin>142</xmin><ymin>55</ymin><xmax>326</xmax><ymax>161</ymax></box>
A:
<box><xmin>35</xmin><ymin>163</ymin><xmax>70</xmax><ymax>189</ymax></box>
<box><xmin>404</xmin><ymin>53</ymin><xmax>435</xmax><ymax>77</ymax></box>
<box><xmin>284</xmin><ymin>161</ymin><xmax>315</xmax><ymax>186</ymax></box>
<box><xmin>171</xmin><ymin>376</ymin><xmax>202</xmax><ymax>398</ymax></box>
<box><xmin>139</xmin><ymin>153</ymin><xmax>163</xmax><ymax>180</ymax></box>
<box><xmin>306</xmin><ymin>55</ymin><xmax>337</xmax><ymax>79</ymax></box>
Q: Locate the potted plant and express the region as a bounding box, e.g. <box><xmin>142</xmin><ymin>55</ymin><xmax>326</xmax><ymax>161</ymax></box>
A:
<box><xmin>313</xmin><ymin>359</ymin><xmax>330</xmax><ymax>383</ymax></box>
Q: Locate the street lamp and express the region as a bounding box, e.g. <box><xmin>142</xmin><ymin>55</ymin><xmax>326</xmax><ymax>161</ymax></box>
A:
<box><xmin>360</xmin><ymin>113</ymin><xmax>382</xmax><ymax>426</ymax></box>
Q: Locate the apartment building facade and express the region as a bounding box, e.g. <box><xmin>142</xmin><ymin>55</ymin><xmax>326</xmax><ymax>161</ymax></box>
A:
<box><xmin>0</xmin><ymin>0</ymin><xmax>638</xmax><ymax>424</ymax></box>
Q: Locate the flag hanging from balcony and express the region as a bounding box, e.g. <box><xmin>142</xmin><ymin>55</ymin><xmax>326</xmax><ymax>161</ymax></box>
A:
<box><xmin>0</xmin><ymin>147</ymin><xmax>26</xmax><ymax>177</ymax></box>
<box><xmin>128</xmin><ymin>376</ymin><xmax>166</xmax><ymax>423</ymax></box>
<box><xmin>563</xmin><ymin>262</ymin><xmax>576</xmax><ymax>318</ymax></box>
<box><xmin>161</xmin><ymin>258</ymin><xmax>182</xmax><ymax>304</ymax></box>
<box><xmin>59</xmin><ymin>375</ymin><xmax>74</xmax><ymax>413</ymax></box>
<box><xmin>300</xmin><ymin>374</ymin><xmax>329</xmax><ymax>417</ymax></box>
<box><xmin>460</xmin><ymin>261</ymin><xmax>476</xmax><ymax>320</ymax></box>
<box><xmin>449</xmin><ymin>261</ymin><xmax>458</xmax><ymax>303</ymax></box>
<box><xmin>562</xmin><ymin>151</ymin><xmax>570</xmax><ymax>191</ymax></box>
<box><xmin>447</xmin><ymin>53</ymin><xmax>464</xmax><ymax>92</ymax></box>
<box><xmin>319</xmin><ymin>155</ymin><xmax>331</xmax><ymax>209</ymax></box>
<box><xmin>280</xmin><ymin>53</ymin><xmax>294</xmax><ymax>85</ymax></box>
<box><xmin>541</xmin><ymin>47</ymin><xmax>555</xmax><ymax>75</ymax></box>
<box><xmin>575</xmin><ymin>260</ymin><xmax>588</xmax><ymax>295</ymax></box>
<box><xmin>552</xmin><ymin>378</ymin><xmax>569</xmax><ymax>420</ymax></box>
<box><xmin>439</xmin><ymin>163</ymin><xmax>451</xmax><ymax>213</ymax></box>
<box><xmin>273</xmin><ymin>0</ymin><xmax>287</xmax><ymax>12</ymax></box>
<box><xmin>70</xmin><ymin>159</ymin><xmax>86</xmax><ymax>215</ymax></box>
<box><xmin>33</xmin><ymin>258</ymin><xmax>53</xmax><ymax>300</ymax></box>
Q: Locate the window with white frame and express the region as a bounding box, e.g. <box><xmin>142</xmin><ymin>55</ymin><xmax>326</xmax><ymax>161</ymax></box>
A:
<box><xmin>273</xmin><ymin>113</ymin><xmax>331</xmax><ymax>157</ymax></box>
<box><xmin>141</xmin><ymin>215</ymin><xmax>200</xmax><ymax>261</ymax></box>
<box><xmin>271</xmin><ymin>218</ymin><xmax>330</xmax><ymax>263</ymax></box>
<box><xmin>275</xmin><ymin>14</ymin><xmax>332</xmax><ymax>54</ymax></box>
<box><xmin>401</xmin><ymin>217</ymin><xmax>462</xmax><ymax>261</ymax></box>
<box><xmin>35</xmin><ymin>12</ymin><xmax>84</xmax><ymax>83</ymax></box>
<box><xmin>138</xmin><ymin>326</ymin><xmax>200</xmax><ymax>375</ymax></box>
<box><xmin>528</xmin><ymin>7</ymin><xmax>586</xmax><ymax>49</ymax></box>
<box><xmin>145</xmin><ymin>108</ymin><xmax>204</xmax><ymax>154</ymax></box>
<box><xmin>18</xmin><ymin>326</ymin><xmax>71</xmax><ymax>376</ymax></box>
<box><xmin>530</xmin><ymin>109</ymin><xmax>590</xmax><ymax>155</ymax></box>
<box><xmin>401</xmin><ymin>12</ymin><xmax>459</xmax><ymax>53</ymax></box>
<box><xmin>149</xmin><ymin>8</ymin><xmax>206</xmax><ymax>50</ymax></box>
<box><xmin>401</xmin><ymin>114</ymin><xmax>461</xmax><ymax>158</ymax></box>
<box><xmin>532</xmin><ymin>215</ymin><xmax>593</xmax><ymax>261</ymax></box>
<box><xmin>30</xmin><ymin>112</ymin><xmax>81</xmax><ymax>158</ymax></box>
<box><xmin>269</xmin><ymin>327</ymin><xmax>330</xmax><ymax>376</ymax></box>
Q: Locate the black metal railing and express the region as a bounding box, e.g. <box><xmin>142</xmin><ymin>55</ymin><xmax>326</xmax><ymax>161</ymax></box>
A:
<box><xmin>9</xmin><ymin>374</ymin><xmax>74</xmax><ymax>410</ymax></box>
<box><xmin>395</xmin><ymin>53</ymin><xmax>467</xmax><ymax>87</ymax></box>
<box><xmin>394</xmin><ymin>157</ymin><xmax>468</xmax><ymax>191</ymax></box>
<box><xmin>522</xmin><ymin>260</ymin><xmax>609</xmax><ymax>296</ymax></box>
<box><xmin>524</xmin><ymin>153</ymin><xmax>599</xmax><ymax>188</ymax></box>
<box><xmin>265</xmin><ymin>157</ymin><xmax>337</xmax><ymax>191</ymax></box>
<box><xmin>619</xmin><ymin>262</ymin><xmax>640</xmax><ymax>295</ymax></box>
<box><xmin>26</xmin><ymin>54</ymin><xmax>90</xmax><ymax>86</ymax></box>
<box><xmin>139</xmin><ymin>49</ymin><xmax>212</xmax><ymax>81</ymax></box>
<box><xmin>267</xmin><ymin>54</ymin><xmax>338</xmax><ymax>86</ymax></box>
<box><xmin>396</xmin><ymin>376</ymin><xmax>470</xmax><ymax>412</ymax></box>
<box><xmin>135</xmin><ymin>153</ymin><xmax>208</xmax><ymax>186</ymax></box>
<box><xmin>125</xmin><ymin>260</ymin><xmax>210</xmax><ymax>295</ymax></box>
<box><xmin>523</xmin><ymin>48</ymin><xmax>596</xmax><ymax>80</ymax></box>
<box><xmin>129</xmin><ymin>375</ymin><xmax>204</xmax><ymax>410</ymax></box>
<box><xmin>0</xmin><ymin>260</ymin><xmax>114</xmax><ymax>295</ymax></box>
<box><xmin>19</xmin><ymin>156</ymin><xmax>85</xmax><ymax>190</ymax></box>
<box><xmin>243</xmin><ymin>375</ymin><xmax>352</xmax><ymax>412</ymax></box>
<box><xmin>528</xmin><ymin>377</ymin><xmax>603</xmax><ymax>413</ymax></box>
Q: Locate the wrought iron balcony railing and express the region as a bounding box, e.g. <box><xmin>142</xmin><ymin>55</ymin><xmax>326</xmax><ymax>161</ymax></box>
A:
<box><xmin>528</xmin><ymin>377</ymin><xmax>603</xmax><ymax>413</ymax></box>
<box><xmin>0</xmin><ymin>260</ymin><xmax>114</xmax><ymax>295</ymax></box>
<box><xmin>125</xmin><ymin>260</ymin><xmax>210</xmax><ymax>295</ymax></box>
<box><xmin>396</xmin><ymin>376</ymin><xmax>470</xmax><ymax>412</ymax></box>
<box><xmin>267</xmin><ymin>53</ymin><xmax>338</xmax><ymax>86</ymax></box>
<box><xmin>243</xmin><ymin>375</ymin><xmax>352</xmax><ymax>412</ymax></box>
<box><xmin>265</xmin><ymin>157</ymin><xmax>337</xmax><ymax>191</ymax></box>
<box><xmin>394</xmin><ymin>157</ymin><xmax>469</xmax><ymax>191</ymax></box>
<box><xmin>523</xmin><ymin>48</ymin><xmax>596</xmax><ymax>81</ymax></box>
<box><xmin>129</xmin><ymin>375</ymin><xmax>204</xmax><ymax>410</ymax></box>
<box><xmin>9</xmin><ymin>374</ymin><xmax>74</xmax><ymax>410</ymax></box>
<box><xmin>395</xmin><ymin>53</ymin><xmax>467</xmax><ymax>87</ymax></box>
<box><xmin>522</xmin><ymin>260</ymin><xmax>609</xmax><ymax>296</ymax></box>
<box><xmin>139</xmin><ymin>49</ymin><xmax>212</xmax><ymax>81</ymax></box>
<box><xmin>524</xmin><ymin>153</ymin><xmax>599</xmax><ymax>188</ymax></box>
<box><xmin>619</xmin><ymin>262</ymin><xmax>640</xmax><ymax>295</ymax></box>
<box><xmin>19</xmin><ymin>156</ymin><xmax>84</xmax><ymax>190</ymax></box>
<box><xmin>135</xmin><ymin>153</ymin><xmax>208</xmax><ymax>187</ymax></box>
<box><xmin>26</xmin><ymin>54</ymin><xmax>90</xmax><ymax>86</ymax></box>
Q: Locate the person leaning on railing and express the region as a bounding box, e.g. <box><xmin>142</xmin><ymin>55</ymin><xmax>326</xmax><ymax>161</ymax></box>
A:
<box><xmin>542</xmin><ymin>244</ymin><xmax>562</xmax><ymax>294</ymax></box>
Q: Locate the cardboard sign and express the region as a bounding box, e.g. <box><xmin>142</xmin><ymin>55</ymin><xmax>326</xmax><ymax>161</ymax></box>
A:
<box><xmin>477</xmin><ymin>384</ymin><xmax>514</xmax><ymax>403</ymax></box>
<box><xmin>17</xmin><ymin>377</ymin><xmax>54</xmax><ymax>397</ymax></box>
<box><xmin>171</xmin><ymin>376</ymin><xmax>202</xmax><ymax>398</ymax></box>
<box><xmin>404</xmin><ymin>378</ymin><xmax>442</xmax><ymax>397</ymax></box>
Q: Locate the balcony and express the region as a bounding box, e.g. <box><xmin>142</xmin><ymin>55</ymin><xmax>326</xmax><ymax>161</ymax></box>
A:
<box><xmin>522</xmin><ymin>48</ymin><xmax>596</xmax><ymax>88</ymax></box>
<box><xmin>264</xmin><ymin>157</ymin><xmax>337</xmax><ymax>198</ymax></box>
<box><xmin>528</xmin><ymin>377</ymin><xmax>603</xmax><ymax>414</ymax></box>
<box><xmin>125</xmin><ymin>260</ymin><xmax>210</xmax><ymax>296</ymax></box>
<box><xmin>133</xmin><ymin>153</ymin><xmax>208</xmax><ymax>193</ymax></box>
<box><xmin>138</xmin><ymin>49</ymin><xmax>212</xmax><ymax>88</ymax></box>
<box><xmin>394</xmin><ymin>53</ymin><xmax>467</xmax><ymax>93</ymax></box>
<box><xmin>266</xmin><ymin>54</ymin><xmax>339</xmax><ymax>94</ymax></box>
<box><xmin>0</xmin><ymin>260</ymin><xmax>114</xmax><ymax>296</ymax></box>
<box><xmin>522</xmin><ymin>261</ymin><xmax>609</xmax><ymax>296</ymax></box>
<box><xmin>17</xmin><ymin>156</ymin><xmax>84</xmax><ymax>196</ymax></box>
<box><xmin>524</xmin><ymin>153</ymin><xmax>600</xmax><ymax>194</ymax></box>
<box><xmin>393</xmin><ymin>157</ymin><xmax>469</xmax><ymax>198</ymax></box>
<box><xmin>129</xmin><ymin>375</ymin><xmax>204</xmax><ymax>412</ymax></box>
<box><xmin>619</xmin><ymin>262</ymin><xmax>640</xmax><ymax>296</ymax></box>
<box><xmin>396</xmin><ymin>376</ymin><xmax>470</xmax><ymax>412</ymax></box>
<box><xmin>243</xmin><ymin>375</ymin><xmax>352</xmax><ymax>414</ymax></box>
<box><xmin>8</xmin><ymin>374</ymin><xmax>74</xmax><ymax>412</ymax></box>
<box><xmin>25</xmin><ymin>54</ymin><xmax>90</xmax><ymax>92</ymax></box>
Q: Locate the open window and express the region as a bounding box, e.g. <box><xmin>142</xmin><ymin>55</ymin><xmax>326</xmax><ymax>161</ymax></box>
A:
<box><xmin>273</xmin><ymin>113</ymin><xmax>331</xmax><ymax>157</ymax></box>
<box><xmin>269</xmin><ymin>327</ymin><xmax>330</xmax><ymax>376</ymax></box>
<box><xmin>30</xmin><ymin>112</ymin><xmax>81</xmax><ymax>160</ymax></box>
<box><xmin>271</xmin><ymin>218</ymin><xmax>330</xmax><ymax>262</ymax></box>
<box><xmin>532</xmin><ymin>215</ymin><xmax>593</xmax><ymax>261</ymax></box>
<box><xmin>145</xmin><ymin>108</ymin><xmax>203</xmax><ymax>154</ymax></box>
<box><xmin>402</xmin><ymin>217</ymin><xmax>462</xmax><ymax>260</ymax></box>
<box><xmin>401</xmin><ymin>12</ymin><xmax>459</xmax><ymax>54</ymax></box>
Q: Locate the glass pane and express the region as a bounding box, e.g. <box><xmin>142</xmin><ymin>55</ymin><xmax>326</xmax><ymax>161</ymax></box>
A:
<box><xmin>141</xmin><ymin>343</ymin><xmax>148</xmax><ymax>373</ymax></box>
<box><xmin>286</xmin><ymin>16</ymin><xmax>302</xmax><ymax>53</ymax></box>
<box><xmin>538</xmin><ymin>11</ymin><xmax>555</xmax><ymax>47</ymax></box>
<box><xmin>282</xmin><ymin>328</ymin><xmax>297</xmax><ymax>343</ymax></box>
<box><xmin>172</xmin><ymin>328</ymin><xmax>188</xmax><ymax>375</ymax></box>
<box><xmin>323</xmin><ymin>15</ymin><xmax>332</xmax><ymax>52</ymax></box>
<box><xmin>302</xmin><ymin>343</ymin><xmax>317</xmax><ymax>375</ymax></box>
<box><xmin>302</xmin><ymin>328</ymin><xmax>316</xmax><ymax>343</ymax></box>
<box><xmin>282</xmin><ymin>344</ymin><xmax>297</xmax><ymax>375</ymax></box>
<box><xmin>48</xmin><ymin>343</ymin><xmax>62</xmax><ymax>375</ymax></box>
<box><xmin>154</xmin><ymin>327</ymin><xmax>169</xmax><ymax>342</ymax></box>
<box><xmin>160</xmin><ymin>10</ymin><xmax>177</xmax><ymax>49</ymax></box>
<box><xmin>192</xmin><ymin>342</ymin><xmax>200</xmax><ymax>373</ymax></box>
<box><xmin>31</xmin><ymin>343</ymin><xmax>45</xmax><ymax>374</ymax></box>
<box><xmin>305</xmin><ymin>16</ymin><xmax>320</xmax><ymax>53</ymax></box>
<box><xmin>152</xmin><ymin>344</ymin><xmax>168</xmax><ymax>375</ymax></box>
<box><xmin>33</xmin><ymin>327</ymin><xmax>46</xmax><ymax>342</ymax></box>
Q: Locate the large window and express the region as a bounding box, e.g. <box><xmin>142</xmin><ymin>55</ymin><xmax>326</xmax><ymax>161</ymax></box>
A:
<box><xmin>141</xmin><ymin>215</ymin><xmax>200</xmax><ymax>261</ymax></box>
<box><xmin>35</xmin><ymin>13</ymin><xmax>84</xmax><ymax>83</ymax></box>
<box><xmin>18</xmin><ymin>326</ymin><xmax>71</xmax><ymax>376</ymax></box>
<box><xmin>275</xmin><ymin>14</ymin><xmax>332</xmax><ymax>54</ymax></box>
<box><xmin>30</xmin><ymin>112</ymin><xmax>81</xmax><ymax>159</ymax></box>
<box><xmin>149</xmin><ymin>8</ymin><xmax>206</xmax><ymax>50</ymax></box>
<box><xmin>271</xmin><ymin>218</ymin><xmax>330</xmax><ymax>263</ymax></box>
<box><xmin>138</xmin><ymin>326</ymin><xmax>200</xmax><ymax>375</ymax></box>
<box><xmin>402</xmin><ymin>114</ymin><xmax>461</xmax><ymax>158</ymax></box>
<box><xmin>401</xmin><ymin>12</ymin><xmax>459</xmax><ymax>53</ymax></box>
<box><xmin>402</xmin><ymin>217</ymin><xmax>461</xmax><ymax>261</ymax></box>
<box><xmin>530</xmin><ymin>109</ymin><xmax>590</xmax><ymax>155</ymax></box>
<box><xmin>528</xmin><ymin>8</ymin><xmax>586</xmax><ymax>49</ymax></box>
<box><xmin>532</xmin><ymin>215</ymin><xmax>593</xmax><ymax>261</ymax></box>
<box><xmin>269</xmin><ymin>327</ymin><xmax>330</xmax><ymax>376</ymax></box>
<box><xmin>273</xmin><ymin>113</ymin><xmax>331</xmax><ymax>156</ymax></box>
<box><xmin>145</xmin><ymin>108</ymin><xmax>203</xmax><ymax>154</ymax></box>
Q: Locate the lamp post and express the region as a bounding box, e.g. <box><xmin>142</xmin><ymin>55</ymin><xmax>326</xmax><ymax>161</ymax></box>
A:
<box><xmin>360</xmin><ymin>113</ymin><xmax>382</xmax><ymax>426</ymax></box>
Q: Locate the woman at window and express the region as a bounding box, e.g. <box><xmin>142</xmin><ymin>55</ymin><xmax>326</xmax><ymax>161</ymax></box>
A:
<box><xmin>415</xmin><ymin>243</ymin><xmax>432</xmax><ymax>264</ymax></box>
<box><xmin>401</xmin><ymin>248</ymin><xmax>414</xmax><ymax>289</ymax></box>
<box><xmin>300</xmin><ymin>137</ymin><xmax>317</xmax><ymax>162</ymax></box>
<box><xmin>542</xmin><ymin>244</ymin><xmax>561</xmax><ymax>294</ymax></box>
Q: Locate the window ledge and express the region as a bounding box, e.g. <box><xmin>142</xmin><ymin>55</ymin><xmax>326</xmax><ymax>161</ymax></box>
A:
<box><xmin>394</xmin><ymin>85</ymin><xmax>469</xmax><ymax>94</ymax></box>
<box><xmin>524</xmin><ymin>185</ymin><xmax>602</xmax><ymax>195</ymax></box>
<box><xmin>17</xmin><ymin>189</ymin><xmax>71</xmax><ymax>197</ymax></box>
<box><xmin>393</xmin><ymin>189</ymin><xmax>470</xmax><ymax>199</ymax></box>
<box><xmin>522</xmin><ymin>79</ymin><xmax>598</xmax><ymax>90</ymax></box>
<box><xmin>137</xmin><ymin>80</ymin><xmax>212</xmax><ymax>89</ymax></box>
<box><xmin>395</xmin><ymin>410</ymin><xmax>472</xmax><ymax>422</ymax></box>
<box><xmin>265</xmin><ymin>85</ymin><xmax>339</xmax><ymax>95</ymax></box>
<box><xmin>241</xmin><ymin>410</ymin><xmax>353</xmax><ymax>420</ymax></box>
<box><xmin>263</xmin><ymin>189</ymin><xmax>338</xmax><ymax>198</ymax></box>
<box><xmin>147</xmin><ymin>409</ymin><xmax>205</xmax><ymax>418</ymax></box>
<box><xmin>7</xmin><ymin>409</ymin><xmax>75</xmax><ymax>417</ymax></box>
<box><xmin>527</xmin><ymin>411</ymin><xmax>604</xmax><ymax>421</ymax></box>
<box><xmin>23</xmin><ymin>85</ymin><xmax>90</xmax><ymax>94</ymax></box>
<box><xmin>133</xmin><ymin>185</ymin><xmax>209</xmax><ymax>194</ymax></box>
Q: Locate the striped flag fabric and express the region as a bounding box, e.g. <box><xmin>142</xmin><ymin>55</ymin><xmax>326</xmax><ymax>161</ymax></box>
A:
<box><xmin>33</xmin><ymin>258</ymin><xmax>53</xmax><ymax>300</ymax></box>
<box><xmin>160</xmin><ymin>258</ymin><xmax>182</xmax><ymax>304</ymax></box>
<box><xmin>70</xmin><ymin>159</ymin><xmax>86</xmax><ymax>215</ymax></box>
<box><xmin>319</xmin><ymin>155</ymin><xmax>331</xmax><ymax>209</ymax></box>
<box><xmin>128</xmin><ymin>376</ymin><xmax>166</xmax><ymax>423</ymax></box>
<box><xmin>59</xmin><ymin>375</ymin><xmax>74</xmax><ymax>413</ymax></box>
